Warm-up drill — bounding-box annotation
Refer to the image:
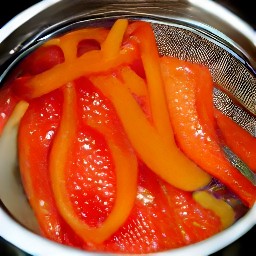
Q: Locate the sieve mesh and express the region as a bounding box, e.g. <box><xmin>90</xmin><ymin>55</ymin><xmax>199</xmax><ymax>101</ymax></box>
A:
<box><xmin>152</xmin><ymin>23</ymin><xmax>256</xmax><ymax>137</ymax></box>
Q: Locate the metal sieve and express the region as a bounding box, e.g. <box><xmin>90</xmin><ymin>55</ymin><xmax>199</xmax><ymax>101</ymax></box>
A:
<box><xmin>0</xmin><ymin>1</ymin><xmax>255</xmax><ymax>256</ymax></box>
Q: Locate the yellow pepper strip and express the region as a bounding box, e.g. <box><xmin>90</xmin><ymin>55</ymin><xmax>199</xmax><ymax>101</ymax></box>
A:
<box><xmin>101</xmin><ymin>19</ymin><xmax>128</xmax><ymax>60</ymax></box>
<box><xmin>20</xmin><ymin>46</ymin><xmax>138</xmax><ymax>99</ymax></box>
<box><xmin>49</xmin><ymin>83</ymin><xmax>138</xmax><ymax>244</ymax></box>
<box><xmin>132</xmin><ymin>22</ymin><xmax>174</xmax><ymax>144</ymax></box>
<box><xmin>45</xmin><ymin>28</ymin><xmax>109</xmax><ymax>62</ymax></box>
<box><xmin>91</xmin><ymin>74</ymin><xmax>211</xmax><ymax>191</ymax></box>
<box><xmin>120</xmin><ymin>66</ymin><xmax>148</xmax><ymax>98</ymax></box>
<box><xmin>193</xmin><ymin>191</ymin><xmax>235</xmax><ymax>229</ymax></box>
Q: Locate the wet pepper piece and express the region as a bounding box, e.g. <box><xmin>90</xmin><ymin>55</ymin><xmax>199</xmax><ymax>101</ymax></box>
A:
<box><xmin>18</xmin><ymin>90</ymin><xmax>84</xmax><ymax>247</ymax></box>
<box><xmin>214</xmin><ymin>108</ymin><xmax>256</xmax><ymax>173</ymax></box>
<box><xmin>91</xmin><ymin>74</ymin><xmax>211</xmax><ymax>191</ymax></box>
<box><xmin>17</xmin><ymin>45</ymin><xmax>65</xmax><ymax>76</ymax></box>
<box><xmin>99</xmin><ymin>165</ymin><xmax>221</xmax><ymax>254</ymax></box>
<box><xmin>49</xmin><ymin>79</ymin><xmax>138</xmax><ymax>244</ymax></box>
<box><xmin>0</xmin><ymin>85</ymin><xmax>19</xmax><ymax>135</ymax></box>
<box><xmin>160</xmin><ymin>56</ymin><xmax>256</xmax><ymax>207</ymax></box>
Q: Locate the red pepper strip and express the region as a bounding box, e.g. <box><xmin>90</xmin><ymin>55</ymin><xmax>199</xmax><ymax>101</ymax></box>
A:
<box><xmin>45</xmin><ymin>28</ymin><xmax>109</xmax><ymax>61</ymax></box>
<box><xmin>127</xmin><ymin>21</ymin><xmax>174</xmax><ymax>144</ymax></box>
<box><xmin>18</xmin><ymin>90</ymin><xmax>84</xmax><ymax>245</ymax></box>
<box><xmin>91</xmin><ymin>74</ymin><xmax>211</xmax><ymax>191</ymax></box>
<box><xmin>160</xmin><ymin>56</ymin><xmax>256</xmax><ymax>207</ymax></box>
<box><xmin>14</xmin><ymin>46</ymin><xmax>138</xmax><ymax>100</ymax></box>
<box><xmin>49</xmin><ymin>83</ymin><xmax>138</xmax><ymax>244</ymax></box>
<box><xmin>101</xmin><ymin>19</ymin><xmax>128</xmax><ymax>60</ymax></box>
<box><xmin>0</xmin><ymin>85</ymin><xmax>19</xmax><ymax>135</ymax></box>
<box><xmin>194</xmin><ymin>64</ymin><xmax>219</xmax><ymax>141</ymax></box>
<box><xmin>214</xmin><ymin>108</ymin><xmax>256</xmax><ymax>173</ymax></box>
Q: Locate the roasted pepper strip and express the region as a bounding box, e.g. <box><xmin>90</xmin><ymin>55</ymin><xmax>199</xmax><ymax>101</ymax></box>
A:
<box><xmin>13</xmin><ymin>19</ymin><xmax>137</xmax><ymax>100</ymax></box>
<box><xmin>214</xmin><ymin>108</ymin><xmax>256</xmax><ymax>173</ymax></box>
<box><xmin>128</xmin><ymin>21</ymin><xmax>173</xmax><ymax>144</ymax></box>
<box><xmin>45</xmin><ymin>28</ymin><xmax>109</xmax><ymax>61</ymax></box>
<box><xmin>14</xmin><ymin>47</ymin><xmax>138</xmax><ymax>99</ymax></box>
<box><xmin>91</xmin><ymin>74</ymin><xmax>210</xmax><ymax>191</ymax></box>
<box><xmin>160</xmin><ymin>56</ymin><xmax>256</xmax><ymax>207</ymax></box>
<box><xmin>101</xmin><ymin>19</ymin><xmax>128</xmax><ymax>60</ymax></box>
<box><xmin>0</xmin><ymin>86</ymin><xmax>19</xmax><ymax>135</ymax></box>
<box><xmin>120</xmin><ymin>66</ymin><xmax>148</xmax><ymax>98</ymax></box>
<box><xmin>49</xmin><ymin>83</ymin><xmax>137</xmax><ymax>244</ymax></box>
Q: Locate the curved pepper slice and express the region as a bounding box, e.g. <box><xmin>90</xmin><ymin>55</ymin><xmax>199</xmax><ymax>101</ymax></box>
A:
<box><xmin>13</xmin><ymin>48</ymin><xmax>138</xmax><ymax>99</ymax></box>
<box><xmin>120</xmin><ymin>66</ymin><xmax>148</xmax><ymax>98</ymax></box>
<box><xmin>214</xmin><ymin>108</ymin><xmax>256</xmax><ymax>173</ymax></box>
<box><xmin>18</xmin><ymin>90</ymin><xmax>84</xmax><ymax>245</ymax></box>
<box><xmin>45</xmin><ymin>27</ymin><xmax>109</xmax><ymax>62</ymax></box>
<box><xmin>49</xmin><ymin>83</ymin><xmax>138</xmax><ymax>244</ymax></box>
<box><xmin>91</xmin><ymin>74</ymin><xmax>211</xmax><ymax>191</ymax></box>
<box><xmin>160</xmin><ymin>56</ymin><xmax>256</xmax><ymax>207</ymax></box>
<box><xmin>127</xmin><ymin>21</ymin><xmax>173</xmax><ymax>144</ymax></box>
<box><xmin>101</xmin><ymin>19</ymin><xmax>128</xmax><ymax>60</ymax></box>
<box><xmin>13</xmin><ymin>19</ymin><xmax>137</xmax><ymax>100</ymax></box>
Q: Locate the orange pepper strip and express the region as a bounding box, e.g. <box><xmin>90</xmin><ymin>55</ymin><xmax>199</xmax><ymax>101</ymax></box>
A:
<box><xmin>101</xmin><ymin>19</ymin><xmax>128</xmax><ymax>60</ymax></box>
<box><xmin>16</xmin><ymin>47</ymin><xmax>138</xmax><ymax>99</ymax></box>
<box><xmin>45</xmin><ymin>28</ymin><xmax>109</xmax><ymax>61</ymax></box>
<box><xmin>120</xmin><ymin>66</ymin><xmax>148</xmax><ymax>97</ymax></box>
<box><xmin>91</xmin><ymin>74</ymin><xmax>211</xmax><ymax>191</ymax></box>
<box><xmin>129</xmin><ymin>21</ymin><xmax>173</xmax><ymax>144</ymax></box>
<box><xmin>49</xmin><ymin>83</ymin><xmax>138</xmax><ymax>244</ymax></box>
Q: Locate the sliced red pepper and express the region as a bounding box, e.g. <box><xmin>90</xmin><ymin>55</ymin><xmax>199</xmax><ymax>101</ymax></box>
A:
<box><xmin>100</xmin><ymin>165</ymin><xmax>221</xmax><ymax>253</ymax></box>
<box><xmin>18</xmin><ymin>89</ymin><xmax>84</xmax><ymax>247</ymax></box>
<box><xmin>91</xmin><ymin>73</ymin><xmax>211</xmax><ymax>191</ymax></box>
<box><xmin>0</xmin><ymin>85</ymin><xmax>19</xmax><ymax>135</ymax></box>
<box><xmin>17</xmin><ymin>45</ymin><xmax>65</xmax><ymax>76</ymax></box>
<box><xmin>160</xmin><ymin>56</ymin><xmax>256</xmax><ymax>207</ymax></box>
<box><xmin>49</xmin><ymin>81</ymin><xmax>138</xmax><ymax>244</ymax></box>
<box><xmin>214</xmin><ymin>108</ymin><xmax>256</xmax><ymax>173</ymax></box>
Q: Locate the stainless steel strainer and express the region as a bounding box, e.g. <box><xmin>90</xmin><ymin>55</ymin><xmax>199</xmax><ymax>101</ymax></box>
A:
<box><xmin>0</xmin><ymin>1</ymin><xmax>255</xmax><ymax>256</ymax></box>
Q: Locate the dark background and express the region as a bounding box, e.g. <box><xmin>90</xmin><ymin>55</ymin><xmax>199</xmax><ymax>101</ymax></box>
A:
<box><xmin>0</xmin><ymin>1</ymin><xmax>255</xmax><ymax>256</ymax></box>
